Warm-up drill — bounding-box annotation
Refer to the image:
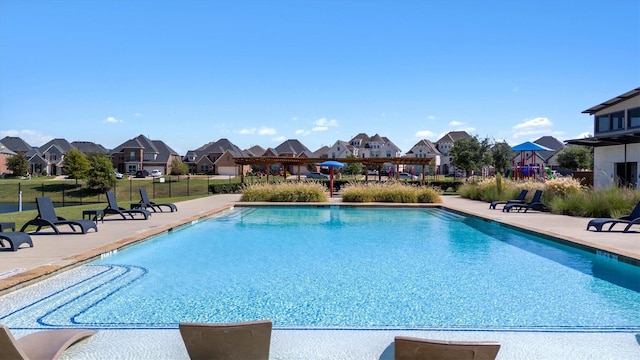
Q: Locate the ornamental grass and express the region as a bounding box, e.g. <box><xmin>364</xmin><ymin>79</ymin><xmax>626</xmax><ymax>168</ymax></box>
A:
<box><xmin>240</xmin><ymin>182</ymin><xmax>327</xmax><ymax>202</ymax></box>
<box><xmin>459</xmin><ymin>175</ymin><xmax>640</xmax><ymax>217</ymax></box>
<box><xmin>341</xmin><ymin>181</ymin><xmax>442</xmax><ymax>203</ymax></box>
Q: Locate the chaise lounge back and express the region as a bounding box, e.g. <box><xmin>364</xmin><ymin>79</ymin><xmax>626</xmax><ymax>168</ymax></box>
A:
<box><xmin>179</xmin><ymin>320</ymin><xmax>272</xmax><ymax>360</ymax></box>
<box><xmin>394</xmin><ymin>336</ymin><xmax>501</xmax><ymax>360</ymax></box>
<box><xmin>0</xmin><ymin>324</ymin><xmax>96</xmax><ymax>360</ymax></box>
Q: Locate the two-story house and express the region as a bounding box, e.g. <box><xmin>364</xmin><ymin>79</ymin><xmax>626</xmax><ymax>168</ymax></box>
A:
<box><xmin>348</xmin><ymin>133</ymin><xmax>402</xmax><ymax>159</ymax></box>
<box><xmin>566</xmin><ymin>87</ymin><xmax>640</xmax><ymax>188</ymax></box>
<box><xmin>38</xmin><ymin>138</ymin><xmax>74</xmax><ymax>176</ymax></box>
<box><xmin>0</xmin><ymin>141</ymin><xmax>16</xmax><ymax>175</ymax></box>
<box><xmin>111</xmin><ymin>134</ymin><xmax>181</xmax><ymax>175</ymax></box>
<box><xmin>405</xmin><ymin>139</ymin><xmax>442</xmax><ymax>174</ymax></box>
<box><xmin>262</xmin><ymin>139</ymin><xmax>315</xmax><ymax>175</ymax></box>
<box><xmin>435</xmin><ymin>131</ymin><xmax>472</xmax><ymax>175</ymax></box>
<box><xmin>183</xmin><ymin>138</ymin><xmax>249</xmax><ymax>175</ymax></box>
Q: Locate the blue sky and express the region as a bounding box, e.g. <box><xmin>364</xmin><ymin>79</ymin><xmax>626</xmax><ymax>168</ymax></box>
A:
<box><xmin>1</xmin><ymin>0</ymin><xmax>638</xmax><ymax>155</ymax></box>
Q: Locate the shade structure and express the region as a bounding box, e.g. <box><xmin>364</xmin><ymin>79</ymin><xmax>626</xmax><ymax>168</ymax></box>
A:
<box><xmin>319</xmin><ymin>161</ymin><xmax>345</xmax><ymax>197</ymax></box>
<box><xmin>511</xmin><ymin>141</ymin><xmax>553</xmax><ymax>152</ymax></box>
<box><xmin>511</xmin><ymin>141</ymin><xmax>553</xmax><ymax>180</ymax></box>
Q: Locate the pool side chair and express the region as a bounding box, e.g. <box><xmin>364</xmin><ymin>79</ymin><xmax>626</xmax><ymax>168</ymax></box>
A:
<box><xmin>104</xmin><ymin>191</ymin><xmax>151</xmax><ymax>220</ymax></box>
<box><xmin>489</xmin><ymin>189</ymin><xmax>528</xmax><ymax>210</ymax></box>
<box><xmin>587</xmin><ymin>201</ymin><xmax>640</xmax><ymax>233</ymax></box>
<box><xmin>20</xmin><ymin>197</ymin><xmax>98</xmax><ymax>235</ymax></box>
<box><xmin>179</xmin><ymin>320</ymin><xmax>272</xmax><ymax>360</ymax></box>
<box><xmin>503</xmin><ymin>189</ymin><xmax>549</xmax><ymax>213</ymax></box>
<box><xmin>394</xmin><ymin>336</ymin><xmax>501</xmax><ymax>360</ymax></box>
<box><xmin>0</xmin><ymin>324</ymin><xmax>96</xmax><ymax>360</ymax></box>
<box><xmin>139</xmin><ymin>188</ymin><xmax>177</xmax><ymax>212</ymax></box>
<box><xmin>0</xmin><ymin>232</ymin><xmax>33</xmax><ymax>251</ymax></box>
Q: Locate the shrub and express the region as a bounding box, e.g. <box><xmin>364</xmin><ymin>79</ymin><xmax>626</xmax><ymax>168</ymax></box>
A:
<box><xmin>342</xmin><ymin>182</ymin><xmax>442</xmax><ymax>203</ymax></box>
<box><xmin>240</xmin><ymin>182</ymin><xmax>327</xmax><ymax>202</ymax></box>
<box><xmin>542</xmin><ymin>177</ymin><xmax>583</xmax><ymax>198</ymax></box>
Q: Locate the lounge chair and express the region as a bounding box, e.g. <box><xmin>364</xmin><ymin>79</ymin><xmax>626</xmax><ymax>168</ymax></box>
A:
<box><xmin>0</xmin><ymin>232</ymin><xmax>33</xmax><ymax>251</ymax></box>
<box><xmin>503</xmin><ymin>189</ymin><xmax>549</xmax><ymax>213</ymax></box>
<box><xmin>489</xmin><ymin>189</ymin><xmax>528</xmax><ymax>209</ymax></box>
<box><xmin>139</xmin><ymin>188</ymin><xmax>177</xmax><ymax>212</ymax></box>
<box><xmin>394</xmin><ymin>336</ymin><xmax>501</xmax><ymax>360</ymax></box>
<box><xmin>104</xmin><ymin>191</ymin><xmax>151</xmax><ymax>220</ymax></box>
<box><xmin>20</xmin><ymin>197</ymin><xmax>98</xmax><ymax>234</ymax></box>
<box><xmin>179</xmin><ymin>320</ymin><xmax>272</xmax><ymax>360</ymax></box>
<box><xmin>0</xmin><ymin>324</ymin><xmax>96</xmax><ymax>360</ymax></box>
<box><xmin>587</xmin><ymin>201</ymin><xmax>640</xmax><ymax>232</ymax></box>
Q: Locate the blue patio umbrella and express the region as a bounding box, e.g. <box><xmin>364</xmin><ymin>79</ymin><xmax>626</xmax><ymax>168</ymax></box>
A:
<box><xmin>319</xmin><ymin>161</ymin><xmax>345</xmax><ymax>197</ymax></box>
<box><xmin>511</xmin><ymin>141</ymin><xmax>553</xmax><ymax>179</ymax></box>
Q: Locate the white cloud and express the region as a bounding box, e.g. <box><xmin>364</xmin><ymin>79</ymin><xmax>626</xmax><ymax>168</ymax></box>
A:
<box><xmin>295</xmin><ymin>129</ymin><xmax>311</xmax><ymax>136</ymax></box>
<box><xmin>513</xmin><ymin>117</ymin><xmax>552</xmax><ymax>130</ymax></box>
<box><xmin>291</xmin><ymin>116</ymin><xmax>298</xmax><ymax>121</ymax></box>
<box><xmin>239</xmin><ymin>128</ymin><xmax>256</xmax><ymax>135</ymax></box>
<box><xmin>426</xmin><ymin>115</ymin><xmax>436</xmax><ymax>120</ymax></box>
<box><xmin>415</xmin><ymin>130</ymin><xmax>436</xmax><ymax>138</ymax></box>
<box><xmin>272</xmin><ymin>136</ymin><xmax>286</xmax><ymax>143</ymax></box>
<box><xmin>0</xmin><ymin>129</ymin><xmax>53</xmax><ymax>146</ymax></box>
<box><xmin>575</xmin><ymin>132</ymin><xmax>592</xmax><ymax>139</ymax></box>
<box><xmin>312</xmin><ymin>126</ymin><xmax>328</xmax><ymax>132</ymax></box>
<box><xmin>133</xmin><ymin>113</ymin><xmax>142</xmax><ymax>117</ymax></box>
<box><xmin>103</xmin><ymin>116</ymin><xmax>123</xmax><ymax>124</ymax></box>
<box><xmin>512</xmin><ymin>117</ymin><xmax>553</xmax><ymax>138</ymax></box>
<box><xmin>258</xmin><ymin>127</ymin><xmax>277</xmax><ymax>135</ymax></box>
<box><xmin>449</xmin><ymin>120</ymin><xmax>463</xmax><ymax>126</ymax></box>
<box><xmin>314</xmin><ymin>117</ymin><xmax>338</xmax><ymax>127</ymax></box>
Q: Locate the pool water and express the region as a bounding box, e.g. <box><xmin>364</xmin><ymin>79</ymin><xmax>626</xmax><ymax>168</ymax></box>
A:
<box><xmin>2</xmin><ymin>206</ymin><xmax>640</xmax><ymax>331</ymax></box>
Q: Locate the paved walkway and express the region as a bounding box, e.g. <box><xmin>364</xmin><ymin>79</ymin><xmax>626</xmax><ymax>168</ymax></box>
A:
<box><xmin>1</xmin><ymin>194</ymin><xmax>639</xmax><ymax>359</ymax></box>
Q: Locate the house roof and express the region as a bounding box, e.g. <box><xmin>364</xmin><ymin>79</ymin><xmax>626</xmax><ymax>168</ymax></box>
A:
<box><xmin>0</xmin><ymin>141</ymin><xmax>16</xmax><ymax>156</ymax></box>
<box><xmin>436</xmin><ymin>131</ymin><xmax>472</xmax><ymax>144</ymax></box>
<box><xmin>313</xmin><ymin>145</ymin><xmax>330</xmax><ymax>157</ymax></box>
<box><xmin>71</xmin><ymin>141</ymin><xmax>109</xmax><ymax>154</ymax></box>
<box><xmin>582</xmin><ymin>87</ymin><xmax>640</xmax><ymax>114</ymax></box>
<box><xmin>245</xmin><ymin>145</ymin><xmax>266</xmax><ymax>157</ymax></box>
<box><xmin>406</xmin><ymin>139</ymin><xmax>441</xmax><ymax>155</ymax></box>
<box><xmin>39</xmin><ymin>138</ymin><xmax>74</xmax><ymax>154</ymax></box>
<box><xmin>0</xmin><ymin>136</ymin><xmax>33</xmax><ymax>153</ymax></box>
<box><xmin>273</xmin><ymin>139</ymin><xmax>314</xmax><ymax>157</ymax></box>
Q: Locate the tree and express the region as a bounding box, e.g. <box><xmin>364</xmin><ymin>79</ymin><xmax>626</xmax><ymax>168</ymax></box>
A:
<box><xmin>557</xmin><ymin>146</ymin><xmax>593</xmax><ymax>170</ymax></box>
<box><xmin>6</xmin><ymin>153</ymin><xmax>29</xmax><ymax>176</ymax></box>
<box><xmin>490</xmin><ymin>141</ymin><xmax>513</xmax><ymax>175</ymax></box>
<box><xmin>342</xmin><ymin>154</ymin><xmax>363</xmax><ymax>176</ymax></box>
<box><xmin>63</xmin><ymin>149</ymin><xmax>91</xmax><ymax>185</ymax></box>
<box><xmin>449</xmin><ymin>136</ymin><xmax>491</xmax><ymax>176</ymax></box>
<box><xmin>86</xmin><ymin>153</ymin><xmax>116</xmax><ymax>191</ymax></box>
<box><xmin>170</xmin><ymin>157</ymin><xmax>189</xmax><ymax>175</ymax></box>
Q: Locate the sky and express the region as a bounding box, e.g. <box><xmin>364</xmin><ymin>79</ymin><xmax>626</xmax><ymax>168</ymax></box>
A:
<box><xmin>1</xmin><ymin>0</ymin><xmax>639</xmax><ymax>155</ymax></box>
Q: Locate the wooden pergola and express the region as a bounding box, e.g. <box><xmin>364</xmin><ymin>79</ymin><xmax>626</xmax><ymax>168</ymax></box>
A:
<box><xmin>233</xmin><ymin>156</ymin><xmax>436</xmax><ymax>184</ymax></box>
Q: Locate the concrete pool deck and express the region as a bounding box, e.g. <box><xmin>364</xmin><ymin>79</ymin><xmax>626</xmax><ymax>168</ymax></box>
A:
<box><xmin>1</xmin><ymin>194</ymin><xmax>639</xmax><ymax>359</ymax></box>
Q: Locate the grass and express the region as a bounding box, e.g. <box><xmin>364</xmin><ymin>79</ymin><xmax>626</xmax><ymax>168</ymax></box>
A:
<box><xmin>341</xmin><ymin>181</ymin><xmax>442</xmax><ymax>203</ymax></box>
<box><xmin>458</xmin><ymin>176</ymin><xmax>640</xmax><ymax>218</ymax></box>
<box><xmin>240</xmin><ymin>182</ymin><xmax>327</xmax><ymax>202</ymax></box>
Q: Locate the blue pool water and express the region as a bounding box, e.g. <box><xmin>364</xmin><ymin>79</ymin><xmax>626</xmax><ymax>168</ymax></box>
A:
<box><xmin>2</xmin><ymin>206</ymin><xmax>640</xmax><ymax>331</ymax></box>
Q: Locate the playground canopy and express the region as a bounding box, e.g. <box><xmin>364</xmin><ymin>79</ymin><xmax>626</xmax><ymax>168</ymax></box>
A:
<box><xmin>511</xmin><ymin>141</ymin><xmax>554</xmax><ymax>179</ymax></box>
<box><xmin>319</xmin><ymin>161</ymin><xmax>345</xmax><ymax>197</ymax></box>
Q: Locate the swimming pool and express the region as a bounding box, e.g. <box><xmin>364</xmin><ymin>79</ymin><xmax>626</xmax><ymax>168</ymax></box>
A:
<box><xmin>2</xmin><ymin>206</ymin><xmax>640</xmax><ymax>331</ymax></box>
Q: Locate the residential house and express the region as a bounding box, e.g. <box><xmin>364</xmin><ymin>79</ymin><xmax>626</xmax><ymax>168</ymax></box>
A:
<box><xmin>184</xmin><ymin>138</ymin><xmax>249</xmax><ymax>175</ymax></box>
<box><xmin>0</xmin><ymin>136</ymin><xmax>45</xmax><ymax>175</ymax></box>
<box><xmin>263</xmin><ymin>139</ymin><xmax>315</xmax><ymax>175</ymax></box>
<box><xmin>566</xmin><ymin>87</ymin><xmax>640</xmax><ymax>188</ymax></box>
<box><xmin>111</xmin><ymin>134</ymin><xmax>181</xmax><ymax>175</ymax></box>
<box><xmin>435</xmin><ymin>131</ymin><xmax>472</xmax><ymax>175</ymax></box>
<box><xmin>38</xmin><ymin>138</ymin><xmax>74</xmax><ymax>176</ymax></box>
<box><xmin>244</xmin><ymin>145</ymin><xmax>266</xmax><ymax>157</ymax></box>
<box><xmin>0</xmin><ymin>141</ymin><xmax>16</xmax><ymax>175</ymax></box>
<box><xmin>313</xmin><ymin>145</ymin><xmax>330</xmax><ymax>159</ymax></box>
<box><xmin>348</xmin><ymin>133</ymin><xmax>402</xmax><ymax>158</ymax></box>
<box><xmin>405</xmin><ymin>139</ymin><xmax>442</xmax><ymax>174</ymax></box>
<box><xmin>325</xmin><ymin>140</ymin><xmax>356</xmax><ymax>159</ymax></box>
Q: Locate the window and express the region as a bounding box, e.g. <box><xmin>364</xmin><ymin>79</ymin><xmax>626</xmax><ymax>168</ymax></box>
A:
<box><xmin>596</xmin><ymin>115</ymin><xmax>610</xmax><ymax>132</ymax></box>
<box><xmin>611</xmin><ymin>111</ymin><xmax>625</xmax><ymax>130</ymax></box>
<box><xmin>629</xmin><ymin>107</ymin><xmax>640</xmax><ymax>128</ymax></box>
<box><xmin>129</xmin><ymin>151</ymin><xmax>135</xmax><ymax>160</ymax></box>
